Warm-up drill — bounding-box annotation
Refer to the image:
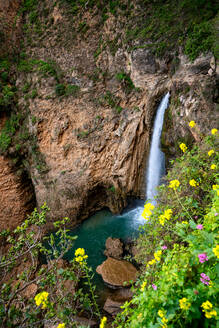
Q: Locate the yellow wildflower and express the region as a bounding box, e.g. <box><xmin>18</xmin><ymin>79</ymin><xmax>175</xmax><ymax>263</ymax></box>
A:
<box><xmin>205</xmin><ymin>310</ymin><xmax>217</xmax><ymax>319</ymax></box>
<box><xmin>189</xmin><ymin>121</ymin><xmax>196</xmax><ymax>128</ymax></box>
<box><xmin>142</xmin><ymin>203</ymin><xmax>155</xmax><ymax>219</ymax></box>
<box><xmin>201</xmin><ymin>301</ymin><xmax>213</xmax><ymax>311</ymax></box>
<box><xmin>148</xmin><ymin>259</ymin><xmax>156</xmax><ymax>265</ymax></box>
<box><xmin>189</xmin><ymin>179</ymin><xmax>199</xmax><ymax>187</ymax></box>
<box><xmin>164</xmin><ymin>209</ymin><xmax>172</xmax><ymax>220</ymax></box>
<box><xmin>169</xmin><ymin>179</ymin><xmax>180</xmax><ymax>190</ymax></box>
<box><xmin>208</xmin><ymin>150</ymin><xmax>215</xmax><ymax>157</ymax></box>
<box><xmin>57</xmin><ymin>324</ymin><xmax>65</xmax><ymax>328</ymax></box>
<box><xmin>140</xmin><ymin>281</ymin><xmax>147</xmax><ymax>292</ymax></box>
<box><xmin>158</xmin><ymin>310</ymin><xmax>165</xmax><ymax>318</ymax></box>
<box><xmin>162</xmin><ymin>317</ymin><xmax>168</xmax><ymax>324</ymax></box>
<box><xmin>179</xmin><ymin>297</ymin><xmax>191</xmax><ymax>310</ymax></box>
<box><xmin>213</xmin><ymin>245</ymin><xmax>219</xmax><ymax>259</ymax></box>
<box><xmin>182</xmin><ymin>221</ymin><xmax>188</xmax><ymax>224</ymax></box>
<box><xmin>210</xmin><ymin>164</ymin><xmax>216</xmax><ymax>170</ymax></box>
<box><xmin>154</xmin><ymin>250</ymin><xmax>162</xmax><ymax>262</ymax></box>
<box><xmin>75</xmin><ymin>248</ymin><xmax>88</xmax><ymax>263</ymax></box>
<box><xmin>159</xmin><ymin>215</ymin><xmax>165</xmax><ymax>226</ymax></box>
<box><xmin>211</xmin><ymin>128</ymin><xmax>218</xmax><ymax>135</ymax></box>
<box><xmin>100</xmin><ymin>316</ymin><xmax>107</xmax><ymax>328</ymax></box>
<box><xmin>34</xmin><ymin>291</ymin><xmax>49</xmax><ymax>309</ymax></box>
<box><xmin>179</xmin><ymin>143</ymin><xmax>187</xmax><ymax>153</ymax></box>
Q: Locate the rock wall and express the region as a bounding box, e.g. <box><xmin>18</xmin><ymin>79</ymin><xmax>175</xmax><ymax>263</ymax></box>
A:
<box><xmin>0</xmin><ymin>1</ymin><xmax>218</xmax><ymax>229</ymax></box>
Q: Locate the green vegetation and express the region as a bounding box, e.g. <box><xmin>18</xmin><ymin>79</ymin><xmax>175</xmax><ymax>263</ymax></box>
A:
<box><xmin>113</xmin><ymin>127</ymin><xmax>219</xmax><ymax>327</ymax></box>
<box><xmin>0</xmin><ymin>205</ymin><xmax>100</xmax><ymax>327</ymax></box>
<box><xmin>0</xmin><ymin>58</ymin><xmax>16</xmax><ymax>111</ymax></box>
<box><xmin>55</xmin><ymin>84</ymin><xmax>80</xmax><ymax>97</ymax></box>
<box><xmin>0</xmin><ymin>114</ymin><xmax>21</xmax><ymax>153</ymax></box>
<box><xmin>115</xmin><ymin>72</ymin><xmax>135</xmax><ymax>92</ymax></box>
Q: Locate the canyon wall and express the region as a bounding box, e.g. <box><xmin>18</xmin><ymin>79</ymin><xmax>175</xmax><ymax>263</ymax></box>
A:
<box><xmin>0</xmin><ymin>0</ymin><xmax>218</xmax><ymax>229</ymax></box>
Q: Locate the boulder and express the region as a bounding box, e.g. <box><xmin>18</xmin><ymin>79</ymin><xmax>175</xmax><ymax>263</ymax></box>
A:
<box><xmin>96</xmin><ymin>257</ymin><xmax>137</xmax><ymax>287</ymax></box>
<box><xmin>104</xmin><ymin>237</ymin><xmax>123</xmax><ymax>259</ymax></box>
<box><xmin>103</xmin><ymin>297</ymin><xmax>123</xmax><ymax>316</ymax></box>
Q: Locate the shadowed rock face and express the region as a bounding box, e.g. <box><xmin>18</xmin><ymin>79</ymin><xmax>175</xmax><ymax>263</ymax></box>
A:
<box><xmin>96</xmin><ymin>257</ymin><xmax>137</xmax><ymax>287</ymax></box>
<box><xmin>0</xmin><ymin>156</ymin><xmax>35</xmax><ymax>231</ymax></box>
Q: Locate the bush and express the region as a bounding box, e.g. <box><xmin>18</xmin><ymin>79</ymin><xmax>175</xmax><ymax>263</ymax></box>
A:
<box><xmin>0</xmin><ymin>205</ymin><xmax>101</xmax><ymax>327</ymax></box>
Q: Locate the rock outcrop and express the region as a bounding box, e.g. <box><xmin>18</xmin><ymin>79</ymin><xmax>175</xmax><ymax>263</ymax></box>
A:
<box><xmin>104</xmin><ymin>237</ymin><xmax>124</xmax><ymax>259</ymax></box>
<box><xmin>96</xmin><ymin>257</ymin><xmax>137</xmax><ymax>287</ymax></box>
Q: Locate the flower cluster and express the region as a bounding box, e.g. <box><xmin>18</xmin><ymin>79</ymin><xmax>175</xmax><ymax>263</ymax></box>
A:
<box><xmin>158</xmin><ymin>309</ymin><xmax>168</xmax><ymax>328</ymax></box>
<box><xmin>189</xmin><ymin>121</ymin><xmax>196</xmax><ymax>128</ymax></box>
<box><xmin>213</xmin><ymin>245</ymin><xmax>219</xmax><ymax>259</ymax></box>
<box><xmin>75</xmin><ymin>248</ymin><xmax>88</xmax><ymax>263</ymax></box>
<box><xmin>159</xmin><ymin>209</ymin><xmax>172</xmax><ymax>226</ymax></box>
<box><xmin>208</xmin><ymin>149</ymin><xmax>214</xmax><ymax>157</ymax></box>
<box><xmin>201</xmin><ymin>301</ymin><xmax>217</xmax><ymax>319</ymax></box>
<box><xmin>179</xmin><ymin>143</ymin><xmax>187</xmax><ymax>152</ymax></box>
<box><xmin>210</xmin><ymin>164</ymin><xmax>216</xmax><ymax>170</ymax></box>
<box><xmin>140</xmin><ymin>281</ymin><xmax>147</xmax><ymax>292</ymax></box>
<box><xmin>57</xmin><ymin>324</ymin><xmax>65</xmax><ymax>328</ymax></box>
<box><xmin>148</xmin><ymin>250</ymin><xmax>162</xmax><ymax>266</ymax></box>
<box><xmin>212</xmin><ymin>184</ymin><xmax>219</xmax><ymax>196</ymax></box>
<box><xmin>142</xmin><ymin>203</ymin><xmax>155</xmax><ymax>220</ymax></box>
<box><xmin>168</xmin><ymin>179</ymin><xmax>180</xmax><ymax>190</ymax></box>
<box><xmin>200</xmin><ymin>273</ymin><xmax>210</xmax><ymax>286</ymax></box>
<box><xmin>198</xmin><ymin>253</ymin><xmax>208</xmax><ymax>263</ymax></box>
<box><xmin>211</xmin><ymin>128</ymin><xmax>218</xmax><ymax>135</ymax></box>
<box><xmin>196</xmin><ymin>224</ymin><xmax>203</xmax><ymax>230</ymax></box>
<box><xmin>189</xmin><ymin>179</ymin><xmax>199</xmax><ymax>187</ymax></box>
<box><xmin>179</xmin><ymin>297</ymin><xmax>191</xmax><ymax>310</ymax></box>
<box><xmin>34</xmin><ymin>291</ymin><xmax>49</xmax><ymax>309</ymax></box>
<box><xmin>100</xmin><ymin>316</ymin><xmax>107</xmax><ymax>328</ymax></box>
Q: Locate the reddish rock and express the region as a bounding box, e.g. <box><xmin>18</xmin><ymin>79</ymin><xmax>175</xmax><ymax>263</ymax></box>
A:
<box><xmin>96</xmin><ymin>257</ymin><xmax>137</xmax><ymax>287</ymax></box>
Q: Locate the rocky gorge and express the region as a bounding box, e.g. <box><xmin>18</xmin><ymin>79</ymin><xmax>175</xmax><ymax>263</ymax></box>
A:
<box><xmin>0</xmin><ymin>0</ymin><xmax>218</xmax><ymax>232</ymax></box>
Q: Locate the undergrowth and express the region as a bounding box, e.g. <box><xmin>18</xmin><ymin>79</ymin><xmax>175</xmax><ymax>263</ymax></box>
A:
<box><xmin>113</xmin><ymin>125</ymin><xmax>219</xmax><ymax>327</ymax></box>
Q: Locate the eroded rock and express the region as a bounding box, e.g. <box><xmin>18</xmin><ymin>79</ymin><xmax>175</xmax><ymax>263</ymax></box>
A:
<box><xmin>96</xmin><ymin>257</ymin><xmax>137</xmax><ymax>287</ymax></box>
<box><xmin>104</xmin><ymin>237</ymin><xmax>123</xmax><ymax>259</ymax></box>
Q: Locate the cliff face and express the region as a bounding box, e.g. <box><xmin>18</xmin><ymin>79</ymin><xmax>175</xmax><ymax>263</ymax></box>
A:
<box><xmin>0</xmin><ymin>0</ymin><xmax>218</xmax><ymax>229</ymax></box>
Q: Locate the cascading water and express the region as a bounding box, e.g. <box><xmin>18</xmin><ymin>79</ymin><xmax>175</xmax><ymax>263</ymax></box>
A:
<box><xmin>58</xmin><ymin>92</ymin><xmax>170</xmax><ymax>298</ymax></box>
<box><xmin>146</xmin><ymin>92</ymin><xmax>170</xmax><ymax>204</ymax></box>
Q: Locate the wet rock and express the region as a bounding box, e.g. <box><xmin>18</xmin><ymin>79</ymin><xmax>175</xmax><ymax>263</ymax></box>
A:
<box><xmin>96</xmin><ymin>257</ymin><xmax>137</xmax><ymax>287</ymax></box>
<box><xmin>104</xmin><ymin>298</ymin><xmax>123</xmax><ymax>316</ymax></box>
<box><xmin>104</xmin><ymin>237</ymin><xmax>123</xmax><ymax>259</ymax></box>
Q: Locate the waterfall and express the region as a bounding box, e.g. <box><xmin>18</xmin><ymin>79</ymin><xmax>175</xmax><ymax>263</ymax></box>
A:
<box><xmin>146</xmin><ymin>92</ymin><xmax>170</xmax><ymax>204</ymax></box>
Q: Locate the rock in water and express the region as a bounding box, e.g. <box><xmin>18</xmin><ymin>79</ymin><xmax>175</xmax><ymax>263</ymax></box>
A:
<box><xmin>104</xmin><ymin>237</ymin><xmax>123</xmax><ymax>259</ymax></box>
<box><xmin>96</xmin><ymin>257</ymin><xmax>137</xmax><ymax>287</ymax></box>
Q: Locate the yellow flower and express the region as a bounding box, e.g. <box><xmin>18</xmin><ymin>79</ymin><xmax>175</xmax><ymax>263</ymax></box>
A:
<box><xmin>208</xmin><ymin>150</ymin><xmax>215</xmax><ymax>157</ymax></box>
<box><xmin>159</xmin><ymin>215</ymin><xmax>165</xmax><ymax>226</ymax></box>
<box><xmin>158</xmin><ymin>310</ymin><xmax>165</xmax><ymax>318</ymax></box>
<box><xmin>189</xmin><ymin>121</ymin><xmax>196</xmax><ymax>128</ymax></box>
<box><xmin>182</xmin><ymin>221</ymin><xmax>188</xmax><ymax>224</ymax></box>
<box><xmin>142</xmin><ymin>203</ymin><xmax>155</xmax><ymax>219</ymax></box>
<box><xmin>57</xmin><ymin>324</ymin><xmax>65</xmax><ymax>328</ymax></box>
<box><xmin>148</xmin><ymin>259</ymin><xmax>156</xmax><ymax>265</ymax></box>
<box><xmin>201</xmin><ymin>301</ymin><xmax>213</xmax><ymax>311</ymax></box>
<box><xmin>213</xmin><ymin>245</ymin><xmax>219</xmax><ymax>258</ymax></box>
<box><xmin>164</xmin><ymin>209</ymin><xmax>172</xmax><ymax>219</ymax></box>
<box><xmin>34</xmin><ymin>291</ymin><xmax>49</xmax><ymax>309</ymax></box>
<box><xmin>169</xmin><ymin>179</ymin><xmax>180</xmax><ymax>190</ymax></box>
<box><xmin>154</xmin><ymin>250</ymin><xmax>162</xmax><ymax>262</ymax></box>
<box><xmin>212</xmin><ymin>184</ymin><xmax>219</xmax><ymax>190</ymax></box>
<box><xmin>209</xmin><ymin>281</ymin><xmax>213</xmax><ymax>288</ymax></box>
<box><xmin>140</xmin><ymin>281</ymin><xmax>147</xmax><ymax>291</ymax></box>
<box><xmin>179</xmin><ymin>297</ymin><xmax>191</xmax><ymax>310</ymax></box>
<box><xmin>205</xmin><ymin>310</ymin><xmax>217</xmax><ymax>319</ymax></box>
<box><xmin>162</xmin><ymin>317</ymin><xmax>168</xmax><ymax>324</ymax></box>
<box><xmin>210</xmin><ymin>164</ymin><xmax>216</xmax><ymax>170</ymax></box>
<box><xmin>75</xmin><ymin>248</ymin><xmax>88</xmax><ymax>263</ymax></box>
<box><xmin>179</xmin><ymin>143</ymin><xmax>187</xmax><ymax>153</ymax></box>
<box><xmin>100</xmin><ymin>316</ymin><xmax>107</xmax><ymax>328</ymax></box>
<box><xmin>211</xmin><ymin>128</ymin><xmax>218</xmax><ymax>135</ymax></box>
<box><xmin>189</xmin><ymin>179</ymin><xmax>199</xmax><ymax>187</ymax></box>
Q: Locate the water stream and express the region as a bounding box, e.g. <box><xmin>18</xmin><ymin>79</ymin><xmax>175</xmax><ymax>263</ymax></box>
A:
<box><xmin>63</xmin><ymin>93</ymin><xmax>170</xmax><ymax>299</ymax></box>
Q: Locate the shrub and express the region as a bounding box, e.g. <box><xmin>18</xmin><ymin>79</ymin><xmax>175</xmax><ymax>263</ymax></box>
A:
<box><xmin>113</xmin><ymin>127</ymin><xmax>219</xmax><ymax>327</ymax></box>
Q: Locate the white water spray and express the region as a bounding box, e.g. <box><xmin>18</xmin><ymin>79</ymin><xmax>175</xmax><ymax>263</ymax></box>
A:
<box><xmin>146</xmin><ymin>92</ymin><xmax>170</xmax><ymax>204</ymax></box>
